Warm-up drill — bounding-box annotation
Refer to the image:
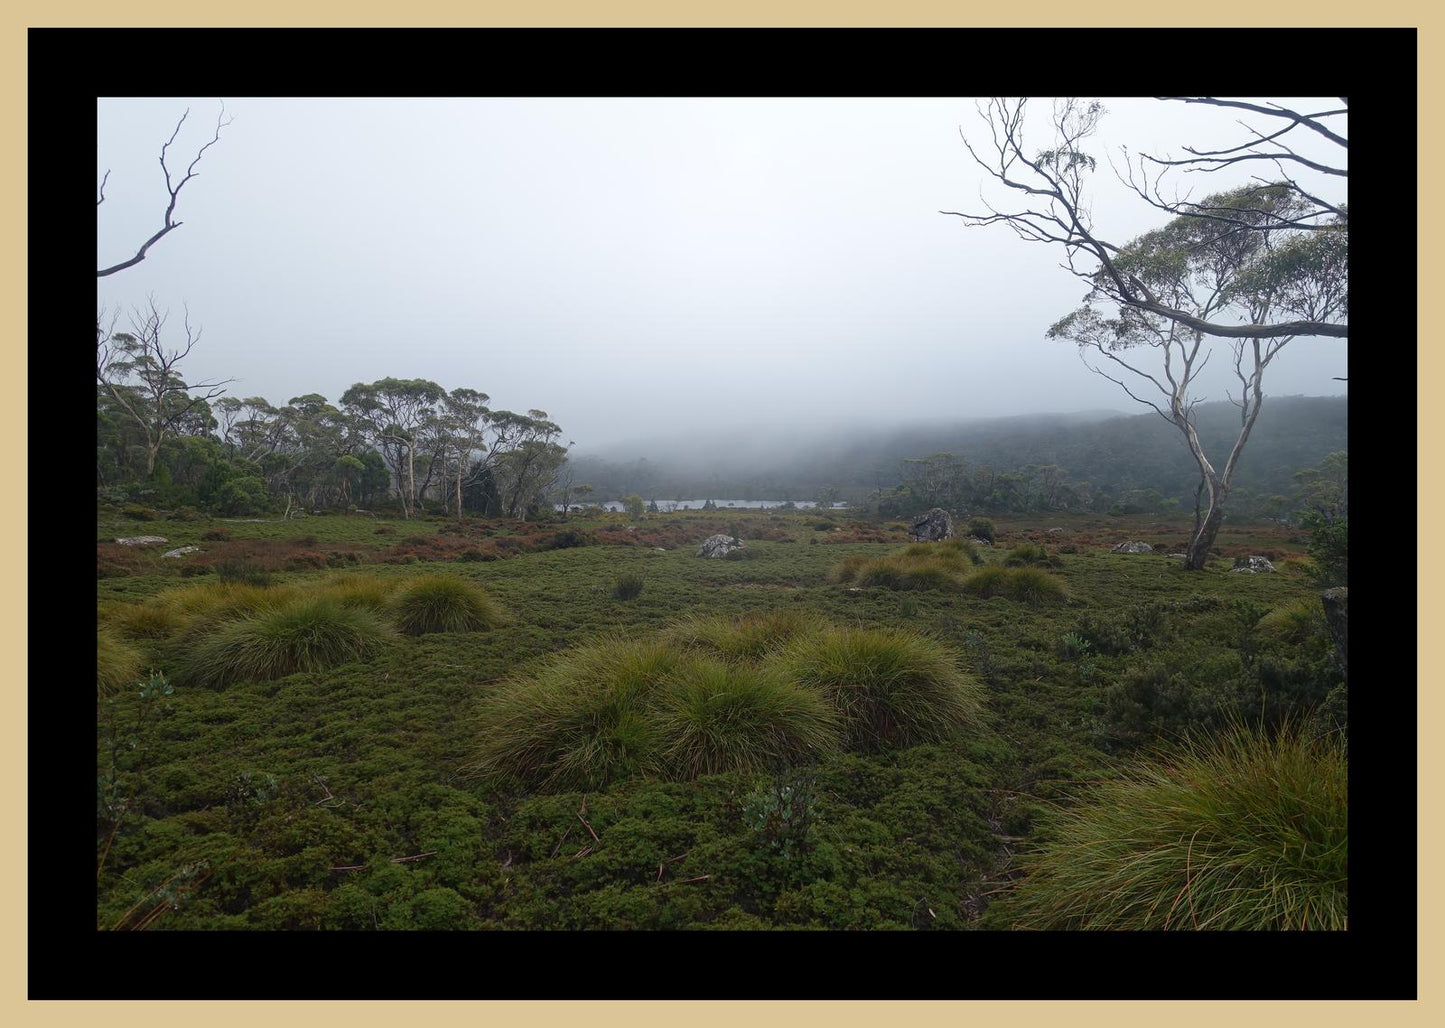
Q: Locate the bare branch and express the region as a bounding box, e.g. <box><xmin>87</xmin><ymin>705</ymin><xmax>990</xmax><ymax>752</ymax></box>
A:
<box><xmin>97</xmin><ymin>101</ymin><xmax>233</xmax><ymax>278</ymax></box>
<box><xmin>1154</xmin><ymin>97</ymin><xmax>1349</xmax><ymax>150</ymax></box>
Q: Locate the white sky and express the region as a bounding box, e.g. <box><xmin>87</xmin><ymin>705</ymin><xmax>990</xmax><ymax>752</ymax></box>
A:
<box><xmin>96</xmin><ymin>96</ymin><xmax>1347</xmax><ymax>454</ymax></box>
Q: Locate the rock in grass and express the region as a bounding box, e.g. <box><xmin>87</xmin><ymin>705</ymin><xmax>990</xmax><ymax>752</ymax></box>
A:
<box><xmin>1231</xmin><ymin>555</ymin><xmax>1276</xmax><ymax>573</ymax></box>
<box><xmin>1111</xmin><ymin>540</ymin><xmax>1153</xmax><ymax>553</ymax></box>
<box><xmin>697</xmin><ymin>534</ymin><xmax>744</xmax><ymax>558</ymax></box>
<box><xmin>162</xmin><ymin>546</ymin><xmax>200</xmax><ymax>558</ymax></box>
<box><xmin>908</xmin><ymin>508</ymin><xmax>954</xmax><ymax>542</ymax></box>
<box><xmin>115</xmin><ymin>535</ymin><xmax>168</xmax><ymax>546</ymax></box>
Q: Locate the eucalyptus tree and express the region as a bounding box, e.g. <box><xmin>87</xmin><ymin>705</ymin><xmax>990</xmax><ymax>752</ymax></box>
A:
<box><xmin>1047</xmin><ymin>184</ymin><xmax>1347</xmax><ymax>568</ymax></box>
<box><xmin>341</xmin><ymin>378</ymin><xmax>446</xmax><ymax>518</ymax></box>
<box><xmin>489</xmin><ymin>410</ymin><xmax>568</xmax><ymax>520</ymax></box>
<box><xmin>943</xmin><ymin>97</ymin><xmax>1348</xmax><ymax>342</ymax></box>
<box><xmin>429</xmin><ymin>387</ymin><xmax>493</xmax><ymax>518</ymax></box>
<box><xmin>95</xmin><ymin>298</ymin><xmax>230</xmax><ymax>478</ymax></box>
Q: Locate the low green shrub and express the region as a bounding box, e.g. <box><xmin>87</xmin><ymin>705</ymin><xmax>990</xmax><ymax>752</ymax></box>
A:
<box><xmin>1057</xmin><ymin>632</ymin><xmax>1093</xmax><ymax>660</ymax></box>
<box><xmin>1074</xmin><ymin>602</ymin><xmax>1167</xmax><ymax>655</ymax></box>
<box><xmin>967</xmin><ymin>517</ymin><xmax>996</xmax><ymax>544</ymax></box>
<box><xmin>391</xmin><ymin>575</ymin><xmax>507</xmax><ymax>635</ymax></box>
<box><xmin>611</xmin><ymin>574</ymin><xmax>645</xmax><ymax>601</ymax></box>
<box><xmin>779</xmin><ymin>626</ymin><xmax>985</xmax><ymax>751</ymax></box>
<box><xmin>216</xmin><ymin>559</ymin><xmax>272</xmax><ymax>587</ymax></box>
<box><xmin>1000</xmin><ymin>725</ymin><xmax>1348</xmax><ymax>929</ymax></box>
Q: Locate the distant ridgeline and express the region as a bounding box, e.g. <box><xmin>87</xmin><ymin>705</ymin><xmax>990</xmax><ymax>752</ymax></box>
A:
<box><xmin>571</xmin><ymin>396</ymin><xmax>1346</xmax><ymax>518</ymax></box>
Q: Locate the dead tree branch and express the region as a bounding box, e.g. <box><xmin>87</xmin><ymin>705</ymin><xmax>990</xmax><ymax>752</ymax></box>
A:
<box><xmin>98</xmin><ymin>102</ymin><xmax>233</xmax><ymax>278</ymax></box>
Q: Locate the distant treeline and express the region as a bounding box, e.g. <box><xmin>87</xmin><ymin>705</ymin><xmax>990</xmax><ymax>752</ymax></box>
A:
<box><xmin>567</xmin><ymin>396</ymin><xmax>1347</xmax><ymax>519</ymax></box>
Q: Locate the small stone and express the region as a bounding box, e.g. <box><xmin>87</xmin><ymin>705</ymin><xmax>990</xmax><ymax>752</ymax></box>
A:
<box><xmin>1231</xmin><ymin>555</ymin><xmax>1276</xmax><ymax>573</ymax></box>
<box><xmin>162</xmin><ymin>546</ymin><xmax>201</xmax><ymax>558</ymax></box>
<box><xmin>1111</xmin><ymin>540</ymin><xmax>1153</xmax><ymax>553</ymax></box>
<box><xmin>697</xmin><ymin>534</ymin><xmax>745</xmax><ymax>558</ymax></box>
<box><xmin>114</xmin><ymin>536</ymin><xmax>168</xmax><ymax>547</ymax></box>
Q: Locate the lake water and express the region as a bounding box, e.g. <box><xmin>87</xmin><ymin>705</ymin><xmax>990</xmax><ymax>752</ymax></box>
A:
<box><xmin>558</xmin><ymin>499</ymin><xmax>849</xmax><ymax>513</ymax></box>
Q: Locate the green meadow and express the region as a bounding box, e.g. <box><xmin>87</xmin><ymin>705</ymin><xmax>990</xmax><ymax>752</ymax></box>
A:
<box><xmin>96</xmin><ymin>507</ymin><xmax>1344</xmax><ymax>930</ymax></box>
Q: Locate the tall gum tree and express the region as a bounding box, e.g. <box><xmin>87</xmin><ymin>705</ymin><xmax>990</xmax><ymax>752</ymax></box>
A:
<box><xmin>1047</xmin><ymin>184</ymin><xmax>1346</xmax><ymax>568</ymax></box>
<box><xmin>341</xmin><ymin>378</ymin><xmax>446</xmax><ymax>518</ymax></box>
<box><xmin>944</xmin><ymin>97</ymin><xmax>1347</xmax><ymax>569</ymax></box>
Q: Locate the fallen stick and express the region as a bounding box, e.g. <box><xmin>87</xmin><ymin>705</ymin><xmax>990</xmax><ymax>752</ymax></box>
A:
<box><xmin>390</xmin><ymin>851</ymin><xmax>437</xmax><ymax>864</ymax></box>
<box><xmin>577</xmin><ymin>811</ymin><xmax>600</xmax><ymax>842</ymax></box>
<box><xmin>550</xmin><ymin>826</ymin><xmax>573</xmax><ymax>858</ymax></box>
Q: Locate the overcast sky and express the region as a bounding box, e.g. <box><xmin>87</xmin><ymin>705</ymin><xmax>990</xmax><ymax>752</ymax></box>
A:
<box><xmin>96</xmin><ymin>97</ymin><xmax>1347</xmax><ymax>455</ymax></box>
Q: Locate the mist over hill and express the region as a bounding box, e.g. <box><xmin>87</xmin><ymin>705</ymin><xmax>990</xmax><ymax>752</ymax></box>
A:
<box><xmin>566</xmin><ymin>396</ymin><xmax>1347</xmax><ymax>515</ymax></box>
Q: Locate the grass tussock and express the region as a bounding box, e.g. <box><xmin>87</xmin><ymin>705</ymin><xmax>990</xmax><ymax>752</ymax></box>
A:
<box><xmin>155</xmin><ymin>581</ymin><xmax>297</xmax><ymax>635</ymax></box>
<box><xmin>961</xmin><ymin>565</ymin><xmax>1067</xmax><ymax>604</ymax></box>
<box><xmin>465</xmin><ymin>637</ymin><xmax>688</xmax><ymax>791</ymax></box>
<box><xmin>831</xmin><ymin>539</ymin><xmax>978</xmax><ymax>591</ymax></box>
<box><xmin>315</xmin><ymin>573</ymin><xmax>403</xmax><ymax>612</ymax></box>
<box><xmin>1003</xmin><ymin>725</ymin><xmax>1348</xmax><ymax>930</ymax></box>
<box><xmin>98</xmin><ymin>629</ymin><xmax>145</xmax><ymax>698</ymax></box>
<box><xmin>652</xmin><ymin>660</ymin><xmax>841</xmax><ymax>779</ymax></box>
<box><xmin>665</xmin><ymin>609</ymin><xmax>817</xmax><ymax>662</ymax></box>
<box><xmin>174</xmin><ymin>597</ymin><xmax>393</xmax><ymax>689</ymax></box>
<box><xmin>779</xmin><ymin>626</ymin><xmax>985</xmax><ymax>751</ymax></box>
<box><xmin>1256</xmin><ymin>597</ymin><xmax>1330</xmax><ymax>649</ymax></box>
<box><xmin>391</xmin><ymin>575</ymin><xmax>508</xmax><ymax>635</ymax></box>
<box><xmin>104</xmin><ymin>600</ymin><xmax>186</xmax><ymax>640</ymax></box>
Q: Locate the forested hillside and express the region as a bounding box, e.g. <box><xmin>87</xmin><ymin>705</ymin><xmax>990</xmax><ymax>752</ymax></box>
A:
<box><xmin>570</xmin><ymin>395</ymin><xmax>1346</xmax><ymax>515</ymax></box>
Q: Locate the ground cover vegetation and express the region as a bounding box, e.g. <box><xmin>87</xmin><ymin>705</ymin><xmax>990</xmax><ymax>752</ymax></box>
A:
<box><xmin>95</xmin><ymin>502</ymin><xmax>1346</xmax><ymax>930</ymax></box>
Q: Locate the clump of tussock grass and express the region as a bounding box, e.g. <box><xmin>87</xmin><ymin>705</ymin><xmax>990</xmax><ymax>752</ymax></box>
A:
<box><xmin>652</xmin><ymin>659</ymin><xmax>841</xmax><ymax>779</ymax></box>
<box><xmin>390</xmin><ymin>574</ymin><xmax>507</xmax><ymax>635</ymax></box>
<box><xmin>153</xmin><ymin>581</ymin><xmax>298</xmax><ymax>637</ymax></box>
<box><xmin>665</xmin><ymin>609</ymin><xmax>818</xmax><ymax>662</ymax></box>
<box><xmin>1003</xmin><ymin>542</ymin><xmax>1057</xmax><ymax>567</ymax></box>
<box><xmin>104</xmin><ymin>600</ymin><xmax>186</xmax><ymax>640</ymax></box>
<box><xmin>1256</xmin><ymin>597</ymin><xmax>1331</xmax><ymax>649</ymax></box>
<box><xmin>828</xmin><ymin>554</ymin><xmax>871</xmax><ymax>585</ymax></box>
<box><xmin>831</xmin><ymin>544</ymin><xmax>976</xmax><ymax>592</ymax></box>
<box><xmin>779</xmin><ymin>626</ymin><xmax>985</xmax><ymax>750</ymax></box>
<box><xmin>1002</xmin><ymin>724</ymin><xmax>1347</xmax><ymax>930</ymax></box>
<box><xmin>464</xmin><ymin>637</ymin><xmax>689</xmax><ymax>791</ymax></box>
<box><xmin>313</xmin><ymin>573</ymin><xmax>402</xmax><ymax>612</ymax></box>
<box><xmin>961</xmin><ymin>565</ymin><xmax>1066</xmax><ymax>604</ymax></box>
<box><xmin>98</xmin><ymin>629</ymin><xmax>145</xmax><ymax>698</ymax></box>
<box><xmin>174</xmin><ymin>597</ymin><xmax>393</xmax><ymax>689</ymax></box>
